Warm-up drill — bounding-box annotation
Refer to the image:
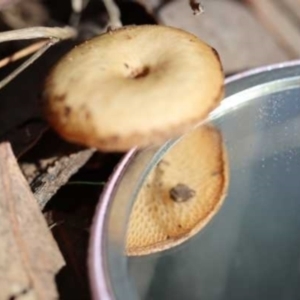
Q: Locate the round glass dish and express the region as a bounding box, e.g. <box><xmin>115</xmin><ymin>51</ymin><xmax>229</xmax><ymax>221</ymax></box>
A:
<box><xmin>89</xmin><ymin>60</ymin><xmax>300</xmax><ymax>300</ymax></box>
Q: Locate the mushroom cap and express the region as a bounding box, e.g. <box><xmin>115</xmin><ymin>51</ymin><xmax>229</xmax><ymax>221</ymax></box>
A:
<box><xmin>43</xmin><ymin>25</ymin><xmax>224</xmax><ymax>152</ymax></box>
<box><xmin>126</xmin><ymin>124</ymin><xmax>229</xmax><ymax>256</ymax></box>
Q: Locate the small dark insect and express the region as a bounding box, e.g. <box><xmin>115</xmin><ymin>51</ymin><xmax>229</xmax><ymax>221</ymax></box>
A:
<box><xmin>189</xmin><ymin>0</ymin><xmax>204</xmax><ymax>15</ymax></box>
<box><xmin>169</xmin><ymin>183</ymin><xmax>196</xmax><ymax>202</ymax></box>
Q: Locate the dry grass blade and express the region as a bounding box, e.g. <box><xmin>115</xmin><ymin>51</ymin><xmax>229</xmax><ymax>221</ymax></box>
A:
<box><xmin>0</xmin><ymin>39</ymin><xmax>55</xmax><ymax>90</ymax></box>
<box><xmin>0</xmin><ymin>26</ymin><xmax>76</xmax><ymax>91</ymax></box>
<box><xmin>0</xmin><ymin>142</ymin><xmax>65</xmax><ymax>299</ymax></box>
<box><xmin>0</xmin><ymin>40</ymin><xmax>48</xmax><ymax>69</ymax></box>
<box><xmin>0</xmin><ymin>26</ymin><xmax>76</xmax><ymax>42</ymax></box>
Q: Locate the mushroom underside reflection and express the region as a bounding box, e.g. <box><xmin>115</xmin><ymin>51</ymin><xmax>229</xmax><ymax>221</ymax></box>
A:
<box><xmin>126</xmin><ymin>124</ymin><xmax>229</xmax><ymax>256</ymax></box>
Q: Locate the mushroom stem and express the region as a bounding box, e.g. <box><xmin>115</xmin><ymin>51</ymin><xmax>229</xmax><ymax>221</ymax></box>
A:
<box><xmin>102</xmin><ymin>0</ymin><xmax>122</xmax><ymax>29</ymax></box>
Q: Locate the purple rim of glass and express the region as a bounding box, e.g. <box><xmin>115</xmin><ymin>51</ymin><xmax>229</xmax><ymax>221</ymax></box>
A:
<box><xmin>88</xmin><ymin>59</ymin><xmax>300</xmax><ymax>300</ymax></box>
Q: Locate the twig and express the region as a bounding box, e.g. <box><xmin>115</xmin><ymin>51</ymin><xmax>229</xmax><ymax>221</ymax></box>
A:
<box><xmin>0</xmin><ymin>26</ymin><xmax>76</xmax><ymax>43</ymax></box>
<box><xmin>102</xmin><ymin>0</ymin><xmax>122</xmax><ymax>29</ymax></box>
<box><xmin>48</xmin><ymin>220</ymin><xmax>65</xmax><ymax>230</ymax></box>
<box><xmin>66</xmin><ymin>181</ymin><xmax>105</xmax><ymax>186</ymax></box>
<box><xmin>0</xmin><ymin>39</ymin><xmax>56</xmax><ymax>90</ymax></box>
<box><xmin>0</xmin><ymin>40</ymin><xmax>47</xmax><ymax>69</ymax></box>
<box><xmin>0</xmin><ymin>26</ymin><xmax>76</xmax><ymax>90</ymax></box>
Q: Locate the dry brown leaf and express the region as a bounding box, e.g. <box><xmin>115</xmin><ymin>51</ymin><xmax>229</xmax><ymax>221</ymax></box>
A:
<box><xmin>247</xmin><ymin>0</ymin><xmax>300</xmax><ymax>57</ymax></box>
<box><xmin>0</xmin><ymin>0</ymin><xmax>49</xmax><ymax>29</ymax></box>
<box><xmin>19</xmin><ymin>131</ymin><xmax>95</xmax><ymax>209</ymax></box>
<box><xmin>0</xmin><ymin>142</ymin><xmax>65</xmax><ymax>299</ymax></box>
<box><xmin>0</xmin><ymin>0</ymin><xmax>21</xmax><ymax>10</ymax></box>
<box><xmin>158</xmin><ymin>0</ymin><xmax>288</xmax><ymax>74</ymax></box>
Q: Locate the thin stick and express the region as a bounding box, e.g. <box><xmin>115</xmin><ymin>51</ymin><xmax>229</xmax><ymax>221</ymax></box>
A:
<box><xmin>0</xmin><ymin>40</ymin><xmax>47</xmax><ymax>69</ymax></box>
<box><xmin>66</xmin><ymin>181</ymin><xmax>105</xmax><ymax>186</ymax></box>
<box><xmin>102</xmin><ymin>0</ymin><xmax>122</xmax><ymax>28</ymax></box>
<box><xmin>0</xmin><ymin>26</ymin><xmax>76</xmax><ymax>43</ymax></box>
<box><xmin>48</xmin><ymin>221</ymin><xmax>64</xmax><ymax>230</ymax></box>
<box><xmin>0</xmin><ymin>26</ymin><xmax>76</xmax><ymax>90</ymax></box>
<box><xmin>0</xmin><ymin>38</ymin><xmax>56</xmax><ymax>90</ymax></box>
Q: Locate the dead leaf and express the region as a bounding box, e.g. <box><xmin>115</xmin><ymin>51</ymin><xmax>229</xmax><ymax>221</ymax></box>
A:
<box><xmin>0</xmin><ymin>142</ymin><xmax>65</xmax><ymax>299</ymax></box>
<box><xmin>158</xmin><ymin>0</ymin><xmax>288</xmax><ymax>74</ymax></box>
<box><xmin>0</xmin><ymin>0</ymin><xmax>49</xmax><ymax>29</ymax></box>
<box><xmin>19</xmin><ymin>130</ymin><xmax>96</xmax><ymax>209</ymax></box>
<box><xmin>0</xmin><ymin>0</ymin><xmax>21</xmax><ymax>10</ymax></box>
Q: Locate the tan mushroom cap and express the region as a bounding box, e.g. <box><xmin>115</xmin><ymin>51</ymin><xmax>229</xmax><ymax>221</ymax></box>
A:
<box><xmin>43</xmin><ymin>25</ymin><xmax>224</xmax><ymax>152</ymax></box>
<box><xmin>126</xmin><ymin>124</ymin><xmax>229</xmax><ymax>256</ymax></box>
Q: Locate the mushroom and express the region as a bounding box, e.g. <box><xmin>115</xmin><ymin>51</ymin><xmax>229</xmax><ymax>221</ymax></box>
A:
<box><xmin>43</xmin><ymin>25</ymin><xmax>224</xmax><ymax>152</ymax></box>
<box><xmin>126</xmin><ymin>124</ymin><xmax>229</xmax><ymax>256</ymax></box>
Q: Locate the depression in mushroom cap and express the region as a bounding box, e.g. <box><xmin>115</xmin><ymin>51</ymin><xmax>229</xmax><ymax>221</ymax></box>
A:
<box><xmin>43</xmin><ymin>25</ymin><xmax>224</xmax><ymax>152</ymax></box>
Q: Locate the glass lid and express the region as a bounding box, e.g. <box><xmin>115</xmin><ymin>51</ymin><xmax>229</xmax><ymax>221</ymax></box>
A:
<box><xmin>89</xmin><ymin>61</ymin><xmax>300</xmax><ymax>300</ymax></box>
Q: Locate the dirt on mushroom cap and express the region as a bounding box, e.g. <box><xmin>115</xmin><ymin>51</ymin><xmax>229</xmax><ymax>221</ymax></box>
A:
<box><xmin>126</xmin><ymin>124</ymin><xmax>229</xmax><ymax>256</ymax></box>
<box><xmin>43</xmin><ymin>25</ymin><xmax>224</xmax><ymax>152</ymax></box>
